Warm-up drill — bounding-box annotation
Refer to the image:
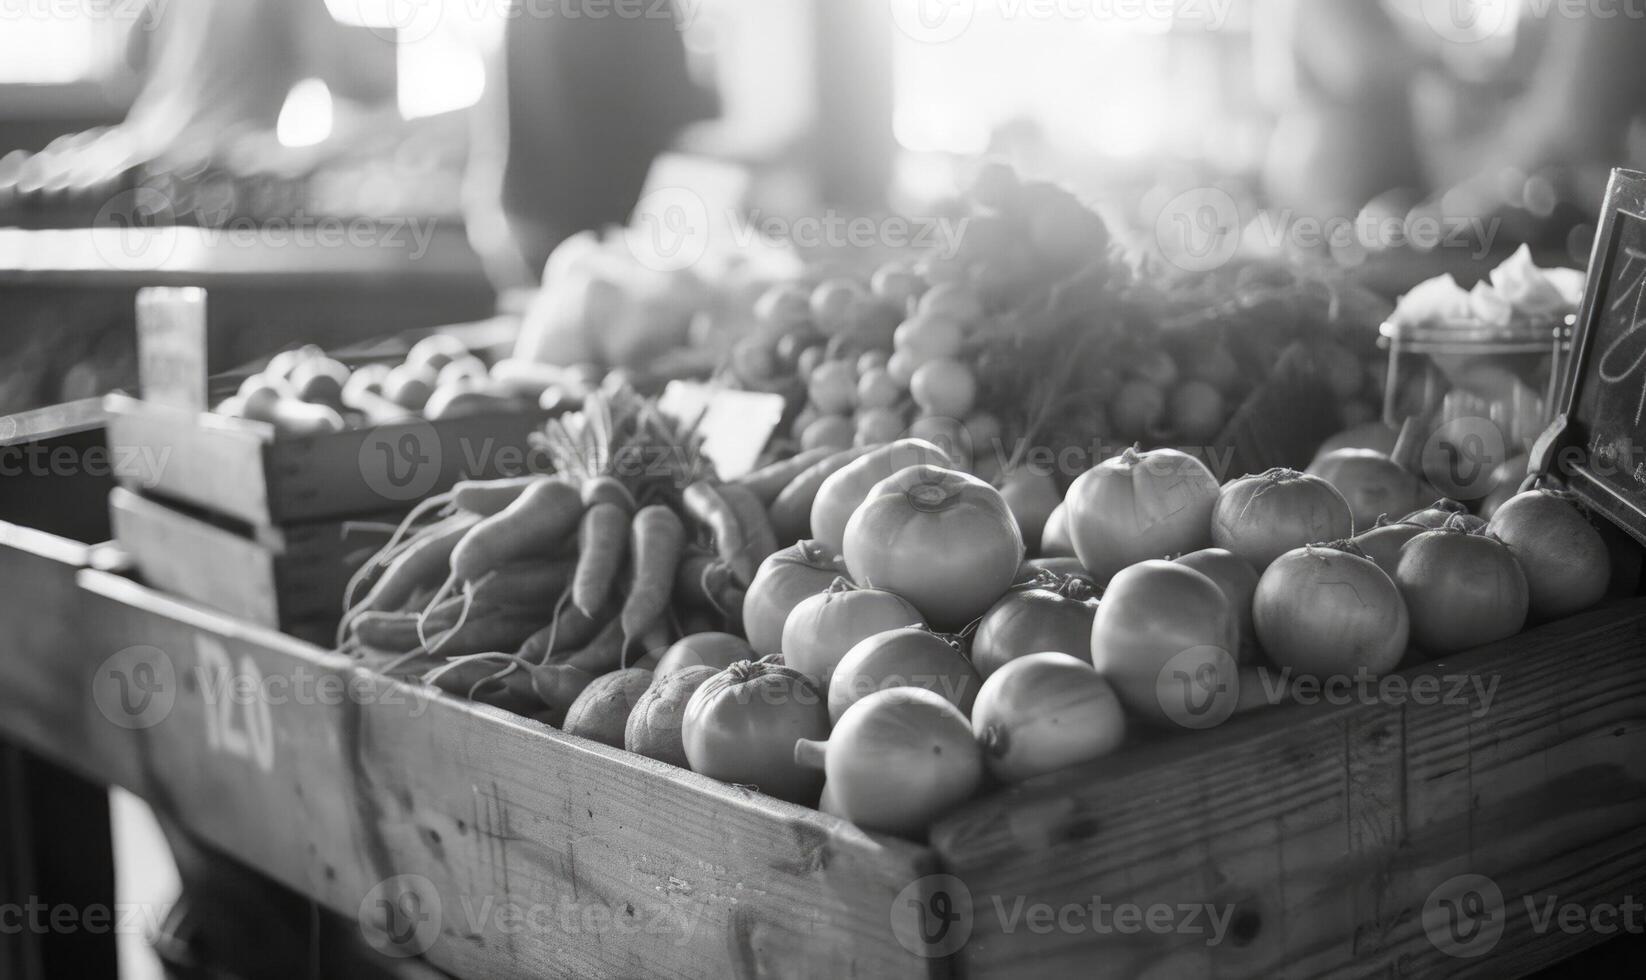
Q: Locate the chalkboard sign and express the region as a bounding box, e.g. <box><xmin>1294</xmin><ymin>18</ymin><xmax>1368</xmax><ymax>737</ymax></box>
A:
<box><xmin>1538</xmin><ymin>168</ymin><xmax>1646</xmax><ymax>544</ymax></box>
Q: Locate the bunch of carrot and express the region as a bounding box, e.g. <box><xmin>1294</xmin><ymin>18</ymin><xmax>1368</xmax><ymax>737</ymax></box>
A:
<box><xmin>338</xmin><ymin>388</ymin><xmax>781</xmax><ymax>726</ymax></box>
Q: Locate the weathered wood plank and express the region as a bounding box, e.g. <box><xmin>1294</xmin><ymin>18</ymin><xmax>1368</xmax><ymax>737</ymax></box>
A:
<box><xmin>0</xmin><ymin>554</ymin><xmax>942</xmax><ymax>980</ymax></box>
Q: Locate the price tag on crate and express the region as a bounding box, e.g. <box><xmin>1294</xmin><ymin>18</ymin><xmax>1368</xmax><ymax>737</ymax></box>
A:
<box><xmin>136</xmin><ymin>286</ymin><xmax>209</xmax><ymax>414</ymax></box>
<box><xmin>658</xmin><ymin>381</ymin><xmax>785</xmax><ymax>480</ymax></box>
<box><xmin>1536</xmin><ymin>168</ymin><xmax>1646</xmax><ymax>544</ymax></box>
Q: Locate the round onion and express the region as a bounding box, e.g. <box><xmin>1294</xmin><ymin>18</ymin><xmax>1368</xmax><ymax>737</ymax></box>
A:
<box><xmin>972</xmin><ymin>653</ymin><xmax>1126</xmax><ymax>783</ymax></box>
<box><xmin>1065</xmin><ymin>447</ymin><xmax>1220</xmax><ymax>585</ymax></box>
<box><xmin>1212</xmin><ymin>468</ymin><xmax>1354</xmax><ymax>572</ymax></box>
<box><xmin>1395</xmin><ymin>525</ymin><xmax>1529</xmax><ymax>655</ymax></box>
<box><xmin>1352</xmin><ymin>519</ymin><xmax>1428</xmax><ymax>581</ymax></box>
<box><xmin>781</xmin><ymin>582</ymin><xmax>926</xmax><ymax>691</ymax></box>
<box><xmin>652</xmin><ymin>633</ymin><xmax>754</xmax><ymax>682</ymax></box>
<box><xmin>795</xmin><ymin>688</ymin><xmax>983</xmax><ymax>837</ymax></box>
<box><xmin>972</xmin><ymin>574</ymin><xmax>1100</xmax><ymax>678</ymax></box>
<box><xmin>1306</xmin><ymin>449</ymin><xmax>1424</xmax><ymax>533</ymax></box>
<box><xmin>1253</xmin><ymin>545</ymin><xmax>1409</xmax><ymax>677</ymax></box>
<box><xmin>1174</xmin><ymin>549</ymin><xmax>1260</xmax><ymax>663</ymax></box>
<box><xmin>996</xmin><ymin>467</ymin><xmax>1063</xmax><ymax>554</ymax></box>
<box><xmin>1404</xmin><ymin>499</ymin><xmax>1483</xmax><ymax>531</ymax></box>
<box><xmin>743</xmin><ymin>541</ymin><xmax>848</xmax><ymax>657</ymax></box>
<box><xmin>1041</xmin><ymin>503</ymin><xmax>1076</xmax><ymax>558</ymax></box>
<box><xmin>1487</xmin><ymin>490</ymin><xmax>1610</xmax><ymax>621</ymax></box>
<box><xmin>827</xmin><ymin>627</ymin><xmax>981</xmax><ymax>723</ymax></box>
<box><xmin>682</xmin><ymin>659</ymin><xmax>830</xmax><ymax>805</ymax></box>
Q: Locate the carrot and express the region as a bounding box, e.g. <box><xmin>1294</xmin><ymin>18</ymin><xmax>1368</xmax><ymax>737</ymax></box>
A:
<box><xmin>425</xmin><ymin>614</ymin><xmax>546</xmax><ymax>658</ymax></box>
<box><xmin>516</xmin><ymin>592</ymin><xmax>610</xmax><ymax>663</ymax></box>
<box><xmin>470</xmin><ymin>559</ymin><xmax>577</xmax><ymax>612</ymax></box>
<box><xmin>717</xmin><ymin>484</ymin><xmax>779</xmax><ymax>585</ymax></box>
<box><xmin>343</xmin><ymin>513</ymin><xmax>479</xmax><ymax>629</ymax></box>
<box><xmin>528</xmin><ymin>665</ymin><xmax>597</xmax><ymax>719</ymax></box>
<box><xmin>619</xmin><ymin>505</ymin><xmax>686</xmax><ymax>649</ymax></box>
<box><xmin>732</xmin><ymin>448</ymin><xmax>835</xmax><ymax>505</ymax></box>
<box><xmin>768</xmin><ymin>446</ymin><xmax>874</xmax><ymax>544</ymax></box>
<box><xmin>684</xmin><ymin>482</ymin><xmax>753</xmax><ymax>583</ymax></box>
<box><xmin>572</xmin><ymin>502</ymin><xmax>631</xmax><ymax>617</ymax></box>
<box><xmin>341</xmin><ymin>491</ymin><xmax>457</xmax><ymax>613</ymax></box>
<box><xmin>452</xmin><ymin>476</ymin><xmax>547</xmax><ymax>517</ymax></box>
<box><xmin>673</xmin><ymin>550</ymin><xmax>719</xmax><ymax>610</ymax></box>
<box><xmin>347</xmin><ymin>611</ymin><xmax>425</xmax><ymax>654</ymax></box>
<box><xmin>581</xmin><ymin>475</ymin><xmax>637</xmax><ymax>515</ymax></box>
<box><xmin>557</xmin><ymin>615</ymin><xmax>628</xmax><ymax>675</ymax></box>
<box><xmin>449</xmin><ymin>477</ymin><xmax>584</xmax><ymax>581</ymax></box>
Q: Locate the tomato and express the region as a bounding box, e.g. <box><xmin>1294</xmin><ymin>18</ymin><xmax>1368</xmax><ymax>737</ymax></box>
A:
<box><xmin>972</xmin><ymin>653</ymin><xmax>1126</xmax><ymax>783</ymax></box>
<box><xmin>972</xmin><ymin>575</ymin><xmax>1100</xmax><ymax>679</ymax></box>
<box><xmin>795</xmin><ymin>688</ymin><xmax>982</xmax><ymax>837</ymax></box>
<box><xmin>743</xmin><ymin>540</ymin><xmax>848</xmax><ymax>657</ymax></box>
<box><xmin>1306</xmin><ymin>449</ymin><xmax>1424</xmax><ymax>532</ymax></box>
<box><xmin>782</xmin><ymin>583</ymin><xmax>926</xmax><ymax>691</ymax></box>
<box><xmin>1211</xmin><ymin>469</ymin><xmax>1353</xmax><ymax>571</ymax></box>
<box><xmin>1041</xmin><ymin>503</ymin><xmax>1076</xmax><ymax>558</ymax></box>
<box><xmin>1253</xmin><ymin>546</ymin><xmax>1409</xmax><ymax>677</ymax></box>
<box><xmin>1487</xmin><ymin>490</ymin><xmax>1610</xmax><ymax>621</ymax></box>
<box><xmin>910</xmin><ymin>359</ymin><xmax>978</xmax><ymax>418</ymax></box>
<box><xmin>1091</xmin><ymin>560</ymin><xmax>1239</xmax><ymax>729</ymax></box>
<box><xmin>811</xmin><ymin>438</ymin><xmax>953</xmax><ymax>555</ymax></box>
<box><xmin>1351</xmin><ymin>520</ymin><xmax>1427</xmax><ymax>581</ymax></box>
<box><xmin>682</xmin><ymin>659</ymin><xmax>830</xmax><ymax>805</ymax></box>
<box><xmin>653</xmin><ymin>633</ymin><xmax>755</xmax><ymax>682</ymax></box>
<box><xmin>1395</xmin><ymin>528</ymin><xmax>1529</xmax><ymax>655</ymax></box>
<box><xmin>826</xmin><ymin>627</ymin><xmax>981</xmax><ymax>723</ymax></box>
<box><xmin>1174</xmin><ymin>548</ymin><xmax>1260</xmax><ymax>663</ymax></box>
<box><xmin>995</xmin><ymin>467</ymin><xmax>1062</xmax><ymax>554</ymax></box>
<box><xmin>844</xmin><ymin>465</ymin><xmax>1025</xmax><ymax>631</ymax></box>
<box><xmin>1065</xmin><ymin>448</ymin><xmax>1220</xmax><ymax>585</ymax></box>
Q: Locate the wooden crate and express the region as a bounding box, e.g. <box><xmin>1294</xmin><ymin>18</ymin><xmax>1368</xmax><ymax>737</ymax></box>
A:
<box><xmin>0</xmin><ymin>521</ymin><xmax>945</xmax><ymax>980</ymax></box>
<box><xmin>108</xmin><ymin>487</ymin><xmax>380</xmax><ymax>643</ymax></box>
<box><xmin>104</xmin><ymin>393</ymin><xmax>546</xmax><ymax>526</ymax></box>
<box><xmin>929</xmin><ymin>601</ymin><xmax>1646</xmax><ymax>979</ymax></box>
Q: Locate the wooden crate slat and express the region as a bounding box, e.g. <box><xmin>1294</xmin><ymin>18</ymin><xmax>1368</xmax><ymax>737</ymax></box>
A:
<box><xmin>8</xmin><ymin>568</ymin><xmax>943</xmax><ymax>980</ymax></box>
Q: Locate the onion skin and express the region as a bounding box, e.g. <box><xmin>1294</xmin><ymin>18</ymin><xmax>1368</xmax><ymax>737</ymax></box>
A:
<box><xmin>844</xmin><ymin>465</ymin><xmax>1025</xmax><ymax>631</ymax></box>
<box><xmin>1091</xmin><ymin>560</ymin><xmax>1240</xmax><ymax>729</ymax></box>
<box><xmin>682</xmin><ymin>659</ymin><xmax>830</xmax><ymax>805</ymax></box>
<box><xmin>1487</xmin><ymin>491</ymin><xmax>1610</xmax><ymax>621</ymax></box>
<box><xmin>1352</xmin><ymin>521</ymin><xmax>1427</xmax><ymax>581</ymax></box>
<box><xmin>743</xmin><ymin>541</ymin><xmax>848</xmax><ymax>657</ymax></box>
<box><xmin>972</xmin><ymin>578</ymin><xmax>1100</xmax><ymax>678</ymax></box>
<box><xmin>972</xmin><ymin>652</ymin><xmax>1126</xmax><ymax>783</ymax></box>
<box><xmin>781</xmin><ymin>584</ymin><xmax>926</xmax><ymax>692</ymax></box>
<box><xmin>1212</xmin><ymin>469</ymin><xmax>1354</xmax><ymax>572</ymax></box>
<box><xmin>1174</xmin><ymin>549</ymin><xmax>1260</xmax><ymax>664</ymax></box>
<box><xmin>1307</xmin><ymin>450</ymin><xmax>1424</xmax><ymax>533</ymax></box>
<box><xmin>1253</xmin><ymin>546</ymin><xmax>1409</xmax><ymax>678</ymax></box>
<box><xmin>811</xmin><ymin>438</ymin><xmax>953</xmax><ymax>556</ymax></box>
<box><xmin>1065</xmin><ymin>448</ymin><xmax>1220</xmax><ymax>586</ymax></box>
<box><xmin>796</xmin><ymin>688</ymin><xmax>983</xmax><ymax>838</ymax></box>
<box><xmin>827</xmin><ymin>627</ymin><xmax>981</xmax><ymax>723</ymax></box>
<box><xmin>1041</xmin><ymin>503</ymin><xmax>1076</xmax><ymax>558</ymax></box>
<box><xmin>1395</xmin><ymin>528</ymin><xmax>1529</xmax><ymax>656</ymax></box>
<box><xmin>1404</xmin><ymin>499</ymin><xmax>1483</xmax><ymax>531</ymax></box>
<box><xmin>997</xmin><ymin>468</ymin><xmax>1062</xmax><ymax>554</ymax></box>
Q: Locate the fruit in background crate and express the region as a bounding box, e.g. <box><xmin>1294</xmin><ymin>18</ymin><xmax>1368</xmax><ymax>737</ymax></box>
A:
<box><xmin>682</xmin><ymin>659</ymin><xmax>831</xmax><ymax>806</ymax></box>
<box><xmin>1168</xmin><ymin>381</ymin><xmax>1226</xmax><ymax>444</ymax></box>
<box><xmin>972</xmin><ymin>574</ymin><xmax>1100</xmax><ymax>679</ymax></box>
<box><xmin>1175</xmin><ymin>549</ymin><xmax>1260</xmax><ymax>664</ymax></box>
<box><xmin>1253</xmin><ymin>545</ymin><xmax>1409</xmax><ymax>678</ymax></box>
<box><xmin>1091</xmin><ymin>560</ymin><xmax>1239</xmax><ymax>729</ymax></box>
<box><xmin>1065</xmin><ymin>448</ymin><xmax>1220</xmax><ymax>586</ymax></box>
<box><xmin>1479</xmin><ymin>454</ymin><xmax>1530</xmax><ymax>520</ymax></box>
<box><xmin>800</xmin><ymin>414</ymin><xmax>855</xmax><ymax>453</ymax></box>
<box><xmin>827</xmin><ymin>627</ymin><xmax>982</xmax><ymax>723</ymax></box>
<box><xmin>1307</xmin><ymin>449</ymin><xmax>1425</xmax><ymax>533</ymax></box>
<box><xmin>1395</xmin><ymin>523</ymin><xmax>1529</xmax><ymax>655</ymax></box>
<box><xmin>1312</xmin><ymin>421</ymin><xmax>1400</xmax><ymax>464</ymax></box>
<box><xmin>1108</xmin><ymin>381</ymin><xmax>1167</xmax><ymax>442</ymax></box>
<box><xmin>972</xmin><ymin>653</ymin><xmax>1126</xmax><ymax>784</ymax></box>
<box><xmin>406</xmin><ymin>334</ymin><xmax>471</xmax><ymax>374</ymax></box>
<box><xmin>381</xmin><ymin>364</ymin><xmax>437</xmax><ymax>412</ymax></box>
<box><xmin>436</xmin><ymin>355</ymin><xmax>490</xmax><ymax>389</ymax></box>
<box><xmin>910</xmin><ymin>359</ymin><xmax>978</xmax><ymax>418</ymax></box>
<box><xmin>854</xmin><ymin>408</ymin><xmax>904</xmax><ymax>447</ymax></box>
<box><xmin>795</xmin><ymin>688</ymin><xmax>983</xmax><ymax>837</ymax></box>
<box><xmin>1487</xmin><ymin>490</ymin><xmax>1610</xmax><ymax>621</ymax></box>
<box><xmin>844</xmin><ymin>465</ymin><xmax>1025</xmax><ymax>632</ymax></box>
<box><xmin>1212</xmin><ymin>469</ymin><xmax>1354</xmax><ymax>572</ymax></box>
<box><xmin>808</xmin><ymin>360</ymin><xmax>858</xmax><ymax>415</ymax></box>
<box><xmin>287</xmin><ymin>357</ymin><xmax>350</xmax><ymax>407</ymax></box>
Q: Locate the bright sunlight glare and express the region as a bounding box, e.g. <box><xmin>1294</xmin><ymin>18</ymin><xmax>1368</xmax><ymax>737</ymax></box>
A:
<box><xmin>276</xmin><ymin>79</ymin><xmax>336</xmax><ymax>148</ymax></box>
